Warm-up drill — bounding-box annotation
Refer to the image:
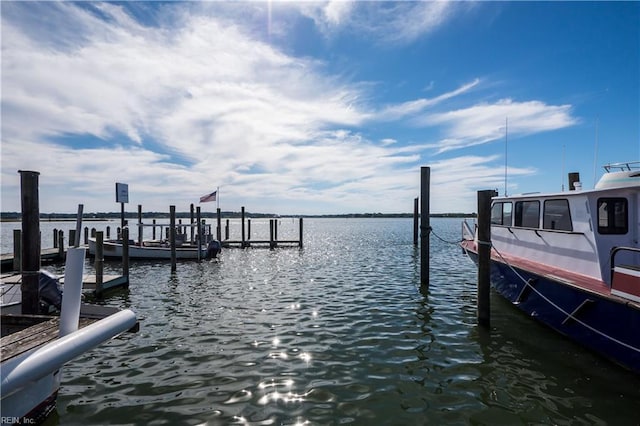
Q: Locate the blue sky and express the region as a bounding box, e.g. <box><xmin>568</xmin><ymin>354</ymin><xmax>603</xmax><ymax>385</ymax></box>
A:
<box><xmin>1</xmin><ymin>1</ymin><xmax>638</xmax><ymax>214</ymax></box>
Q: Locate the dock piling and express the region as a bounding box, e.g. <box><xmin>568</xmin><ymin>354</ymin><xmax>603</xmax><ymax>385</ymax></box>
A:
<box><xmin>58</xmin><ymin>230</ymin><xmax>65</xmax><ymax>259</ymax></box>
<box><xmin>420</xmin><ymin>167</ymin><xmax>430</xmax><ymax>289</ymax></box>
<box><xmin>122</xmin><ymin>227</ymin><xmax>130</xmax><ymax>282</ymax></box>
<box><xmin>95</xmin><ymin>231</ymin><xmax>104</xmax><ymax>296</ymax></box>
<box><xmin>170</xmin><ymin>205</ymin><xmax>177</xmax><ymax>272</ymax></box>
<box><xmin>19</xmin><ymin>170</ymin><xmax>41</xmax><ymax>315</ymax></box>
<box><xmin>13</xmin><ymin>229</ymin><xmax>21</xmax><ymax>272</ymax></box>
<box><xmin>241</xmin><ymin>206</ymin><xmax>246</xmax><ymax>248</ymax></box>
<box><xmin>138</xmin><ymin>205</ymin><xmax>143</xmax><ymax>246</ymax></box>
<box><xmin>413</xmin><ymin>197</ymin><xmax>419</xmax><ymax>246</ymax></box>
<box><xmin>196</xmin><ymin>206</ymin><xmax>202</xmax><ymax>263</ymax></box>
<box><xmin>299</xmin><ymin>218</ymin><xmax>304</xmax><ymax>249</ymax></box>
<box><xmin>74</xmin><ymin>204</ymin><xmax>83</xmax><ymax>247</ymax></box>
<box><xmin>477</xmin><ymin>189</ymin><xmax>495</xmax><ymax>328</ymax></box>
<box><xmin>190</xmin><ymin>204</ymin><xmax>195</xmax><ymax>244</ymax></box>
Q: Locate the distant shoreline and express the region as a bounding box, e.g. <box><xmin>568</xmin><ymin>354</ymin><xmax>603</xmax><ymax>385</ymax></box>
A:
<box><xmin>1</xmin><ymin>212</ymin><xmax>476</xmax><ymax>222</ymax></box>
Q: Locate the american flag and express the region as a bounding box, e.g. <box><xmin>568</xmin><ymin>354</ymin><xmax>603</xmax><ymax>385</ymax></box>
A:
<box><xmin>199</xmin><ymin>191</ymin><xmax>217</xmax><ymax>203</ymax></box>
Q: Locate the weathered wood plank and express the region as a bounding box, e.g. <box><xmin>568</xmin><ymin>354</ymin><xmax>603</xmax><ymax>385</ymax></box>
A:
<box><xmin>0</xmin><ymin>316</ymin><xmax>96</xmax><ymax>362</ymax></box>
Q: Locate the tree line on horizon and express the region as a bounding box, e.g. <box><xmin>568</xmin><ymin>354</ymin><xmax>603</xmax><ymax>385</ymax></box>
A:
<box><xmin>1</xmin><ymin>211</ymin><xmax>476</xmax><ymax>221</ymax></box>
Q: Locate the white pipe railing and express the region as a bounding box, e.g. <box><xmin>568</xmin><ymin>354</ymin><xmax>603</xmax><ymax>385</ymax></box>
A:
<box><xmin>1</xmin><ymin>309</ymin><xmax>137</xmax><ymax>398</ymax></box>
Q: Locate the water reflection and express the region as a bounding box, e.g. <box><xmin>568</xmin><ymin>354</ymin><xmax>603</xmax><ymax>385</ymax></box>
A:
<box><xmin>40</xmin><ymin>218</ymin><xmax>640</xmax><ymax>425</ymax></box>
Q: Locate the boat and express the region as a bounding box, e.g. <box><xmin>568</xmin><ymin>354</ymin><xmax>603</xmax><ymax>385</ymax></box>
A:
<box><xmin>88</xmin><ymin>222</ymin><xmax>221</xmax><ymax>260</ymax></box>
<box><xmin>460</xmin><ymin>161</ymin><xmax>640</xmax><ymax>373</ymax></box>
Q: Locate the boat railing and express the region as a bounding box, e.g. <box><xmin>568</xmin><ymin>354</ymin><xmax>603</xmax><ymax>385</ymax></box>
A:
<box><xmin>603</xmin><ymin>161</ymin><xmax>640</xmax><ymax>172</ymax></box>
<box><xmin>610</xmin><ymin>246</ymin><xmax>640</xmax><ymax>285</ymax></box>
<box><xmin>461</xmin><ymin>219</ymin><xmax>476</xmax><ymax>241</ymax></box>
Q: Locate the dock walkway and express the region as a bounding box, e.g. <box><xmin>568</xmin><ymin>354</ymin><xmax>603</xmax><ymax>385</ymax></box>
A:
<box><xmin>0</xmin><ymin>316</ymin><xmax>97</xmax><ymax>362</ymax></box>
<box><xmin>1</xmin><ymin>248</ymin><xmax>64</xmax><ymax>272</ymax></box>
<box><xmin>1</xmin><ymin>273</ymin><xmax>129</xmax><ymax>296</ymax></box>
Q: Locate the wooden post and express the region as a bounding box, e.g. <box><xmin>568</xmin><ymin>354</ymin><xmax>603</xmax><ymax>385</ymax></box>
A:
<box><xmin>190</xmin><ymin>204</ymin><xmax>195</xmax><ymax>244</ymax></box>
<box><xmin>117</xmin><ymin>227</ymin><xmax>121</xmax><ymax>240</ymax></box>
<box><xmin>217</xmin><ymin>208</ymin><xmax>222</xmax><ymax>241</ymax></box>
<box><xmin>269</xmin><ymin>219</ymin><xmax>275</xmax><ymax>249</ymax></box>
<box><xmin>196</xmin><ymin>207</ymin><xmax>202</xmax><ymax>262</ymax></box>
<box><xmin>53</xmin><ymin>229</ymin><xmax>58</xmax><ymax>248</ymax></box>
<box><xmin>420</xmin><ymin>167</ymin><xmax>430</xmax><ymax>289</ymax></box>
<box><xmin>69</xmin><ymin>229</ymin><xmax>76</xmax><ymax>249</ymax></box>
<box><xmin>122</xmin><ymin>227</ymin><xmax>129</xmax><ymax>282</ymax></box>
<box><xmin>19</xmin><ymin>170</ymin><xmax>40</xmax><ymax>315</ymax></box>
<box><xmin>170</xmin><ymin>205</ymin><xmax>177</xmax><ymax>272</ymax></box>
<box><xmin>91</xmin><ymin>228</ymin><xmax>96</xmax><ymax>238</ymax></box>
<box><xmin>247</xmin><ymin>219</ymin><xmax>252</xmax><ymax>242</ymax></box>
<box><xmin>74</xmin><ymin>204</ymin><xmax>83</xmax><ymax>247</ymax></box>
<box><xmin>13</xmin><ymin>229</ymin><xmax>21</xmax><ymax>272</ymax></box>
<box><xmin>152</xmin><ymin>219</ymin><xmax>156</xmax><ymax>240</ymax></box>
<box><xmin>299</xmin><ymin>217</ymin><xmax>304</xmax><ymax>249</ymax></box>
<box><xmin>274</xmin><ymin>219</ymin><xmax>278</xmax><ymax>243</ymax></box>
<box><xmin>106</xmin><ymin>226</ymin><xmax>110</xmax><ymax>239</ymax></box>
<box><xmin>241</xmin><ymin>206</ymin><xmax>246</xmax><ymax>248</ymax></box>
<box><xmin>84</xmin><ymin>226</ymin><xmax>89</xmax><ymax>245</ymax></box>
<box><xmin>225</xmin><ymin>219</ymin><xmax>229</xmax><ymax>240</ymax></box>
<box><xmin>413</xmin><ymin>197</ymin><xmax>419</xmax><ymax>246</ymax></box>
<box><xmin>138</xmin><ymin>204</ymin><xmax>143</xmax><ymax>246</ymax></box>
<box><xmin>477</xmin><ymin>189</ymin><xmax>495</xmax><ymax>328</ymax></box>
<box><xmin>120</xmin><ymin>202</ymin><xmax>125</xmax><ymax>234</ymax></box>
<box><xmin>58</xmin><ymin>230</ymin><xmax>65</xmax><ymax>260</ymax></box>
<box><xmin>95</xmin><ymin>231</ymin><xmax>104</xmax><ymax>296</ymax></box>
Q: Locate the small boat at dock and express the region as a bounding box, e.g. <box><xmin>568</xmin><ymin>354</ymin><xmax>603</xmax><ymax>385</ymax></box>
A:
<box><xmin>88</xmin><ymin>221</ymin><xmax>221</xmax><ymax>260</ymax></box>
<box><xmin>461</xmin><ymin>161</ymin><xmax>640</xmax><ymax>373</ymax></box>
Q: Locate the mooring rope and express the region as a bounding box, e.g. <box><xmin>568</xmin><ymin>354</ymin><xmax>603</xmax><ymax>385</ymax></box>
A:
<box><xmin>426</xmin><ymin>227</ymin><xmax>464</xmax><ymax>245</ymax></box>
<box><xmin>490</xmin><ymin>243</ymin><xmax>640</xmax><ymax>354</ymax></box>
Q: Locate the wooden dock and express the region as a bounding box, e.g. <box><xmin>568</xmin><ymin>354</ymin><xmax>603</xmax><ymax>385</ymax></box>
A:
<box><xmin>1</xmin><ymin>304</ymin><xmax>139</xmax><ymax>361</ymax></box>
<box><xmin>0</xmin><ymin>316</ymin><xmax>97</xmax><ymax>361</ymax></box>
<box><xmin>1</xmin><ymin>273</ymin><xmax>129</xmax><ymax>296</ymax></box>
<box><xmin>1</xmin><ymin>248</ymin><xmax>64</xmax><ymax>272</ymax></box>
<box><xmin>222</xmin><ymin>239</ymin><xmax>302</xmax><ymax>248</ymax></box>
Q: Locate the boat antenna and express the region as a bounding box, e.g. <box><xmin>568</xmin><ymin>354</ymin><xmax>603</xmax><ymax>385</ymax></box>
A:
<box><xmin>504</xmin><ymin>117</ymin><xmax>508</xmax><ymax>196</ymax></box>
<box><xmin>592</xmin><ymin>117</ymin><xmax>599</xmax><ymax>188</ymax></box>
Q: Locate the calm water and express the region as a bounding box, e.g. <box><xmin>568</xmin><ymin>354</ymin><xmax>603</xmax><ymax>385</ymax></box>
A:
<box><xmin>2</xmin><ymin>218</ymin><xmax>639</xmax><ymax>425</ymax></box>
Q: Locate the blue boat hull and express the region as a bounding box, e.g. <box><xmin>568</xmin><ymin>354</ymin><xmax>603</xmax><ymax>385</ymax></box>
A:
<box><xmin>465</xmin><ymin>250</ymin><xmax>640</xmax><ymax>374</ymax></box>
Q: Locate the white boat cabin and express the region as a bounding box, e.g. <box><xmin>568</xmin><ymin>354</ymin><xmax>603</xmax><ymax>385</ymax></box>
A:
<box><xmin>489</xmin><ymin>163</ymin><xmax>639</xmax><ymax>286</ymax></box>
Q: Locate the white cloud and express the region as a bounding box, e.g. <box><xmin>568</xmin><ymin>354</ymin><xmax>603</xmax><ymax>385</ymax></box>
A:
<box><xmin>296</xmin><ymin>1</ymin><xmax>460</xmax><ymax>45</ymax></box>
<box><xmin>0</xmin><ymin>2</ymin><xmax>574</xmax><ymax>215</ymax></box>
<box><xmin>378</xmin><ymin>79</ymin><xmax>480</xmax><ymax>120</ymax></box>
<box><xmin>421</xmin><ymin>99</ymin><xmax>578</xmax><ymax>153</ymax></box>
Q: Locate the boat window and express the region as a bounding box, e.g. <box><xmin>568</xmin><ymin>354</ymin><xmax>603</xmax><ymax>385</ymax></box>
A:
<box><xmin>491</xmin><ymin>202</ymin><xmax>513</xmax><ymax>225</ymax></box>
<box><xmin>543</xmin><ymin>199</ymin><xmax>573</xmax><ymax>231</ymax></box>
<box><xmin>514</xmin><ymin>200</ymin><xmax>540</xmax><ymax>228</ymax></box>
<box><xmin>598</xmin><ymin>198</ymin><xmax>628</xmax><ymax>234</ymax></box>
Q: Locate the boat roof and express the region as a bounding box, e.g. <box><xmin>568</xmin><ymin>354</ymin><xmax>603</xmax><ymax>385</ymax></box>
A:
<box><xmin>493</xmin><ymin>161</ymin><xmax>639</xmax><ymax>201</ymax></box>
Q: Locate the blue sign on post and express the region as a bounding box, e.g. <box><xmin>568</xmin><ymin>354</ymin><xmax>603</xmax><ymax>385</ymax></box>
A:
<box><xmin>115</xmin><ymin>183</ymin><xmax>129</xmax><ymax>204</ymax></box>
